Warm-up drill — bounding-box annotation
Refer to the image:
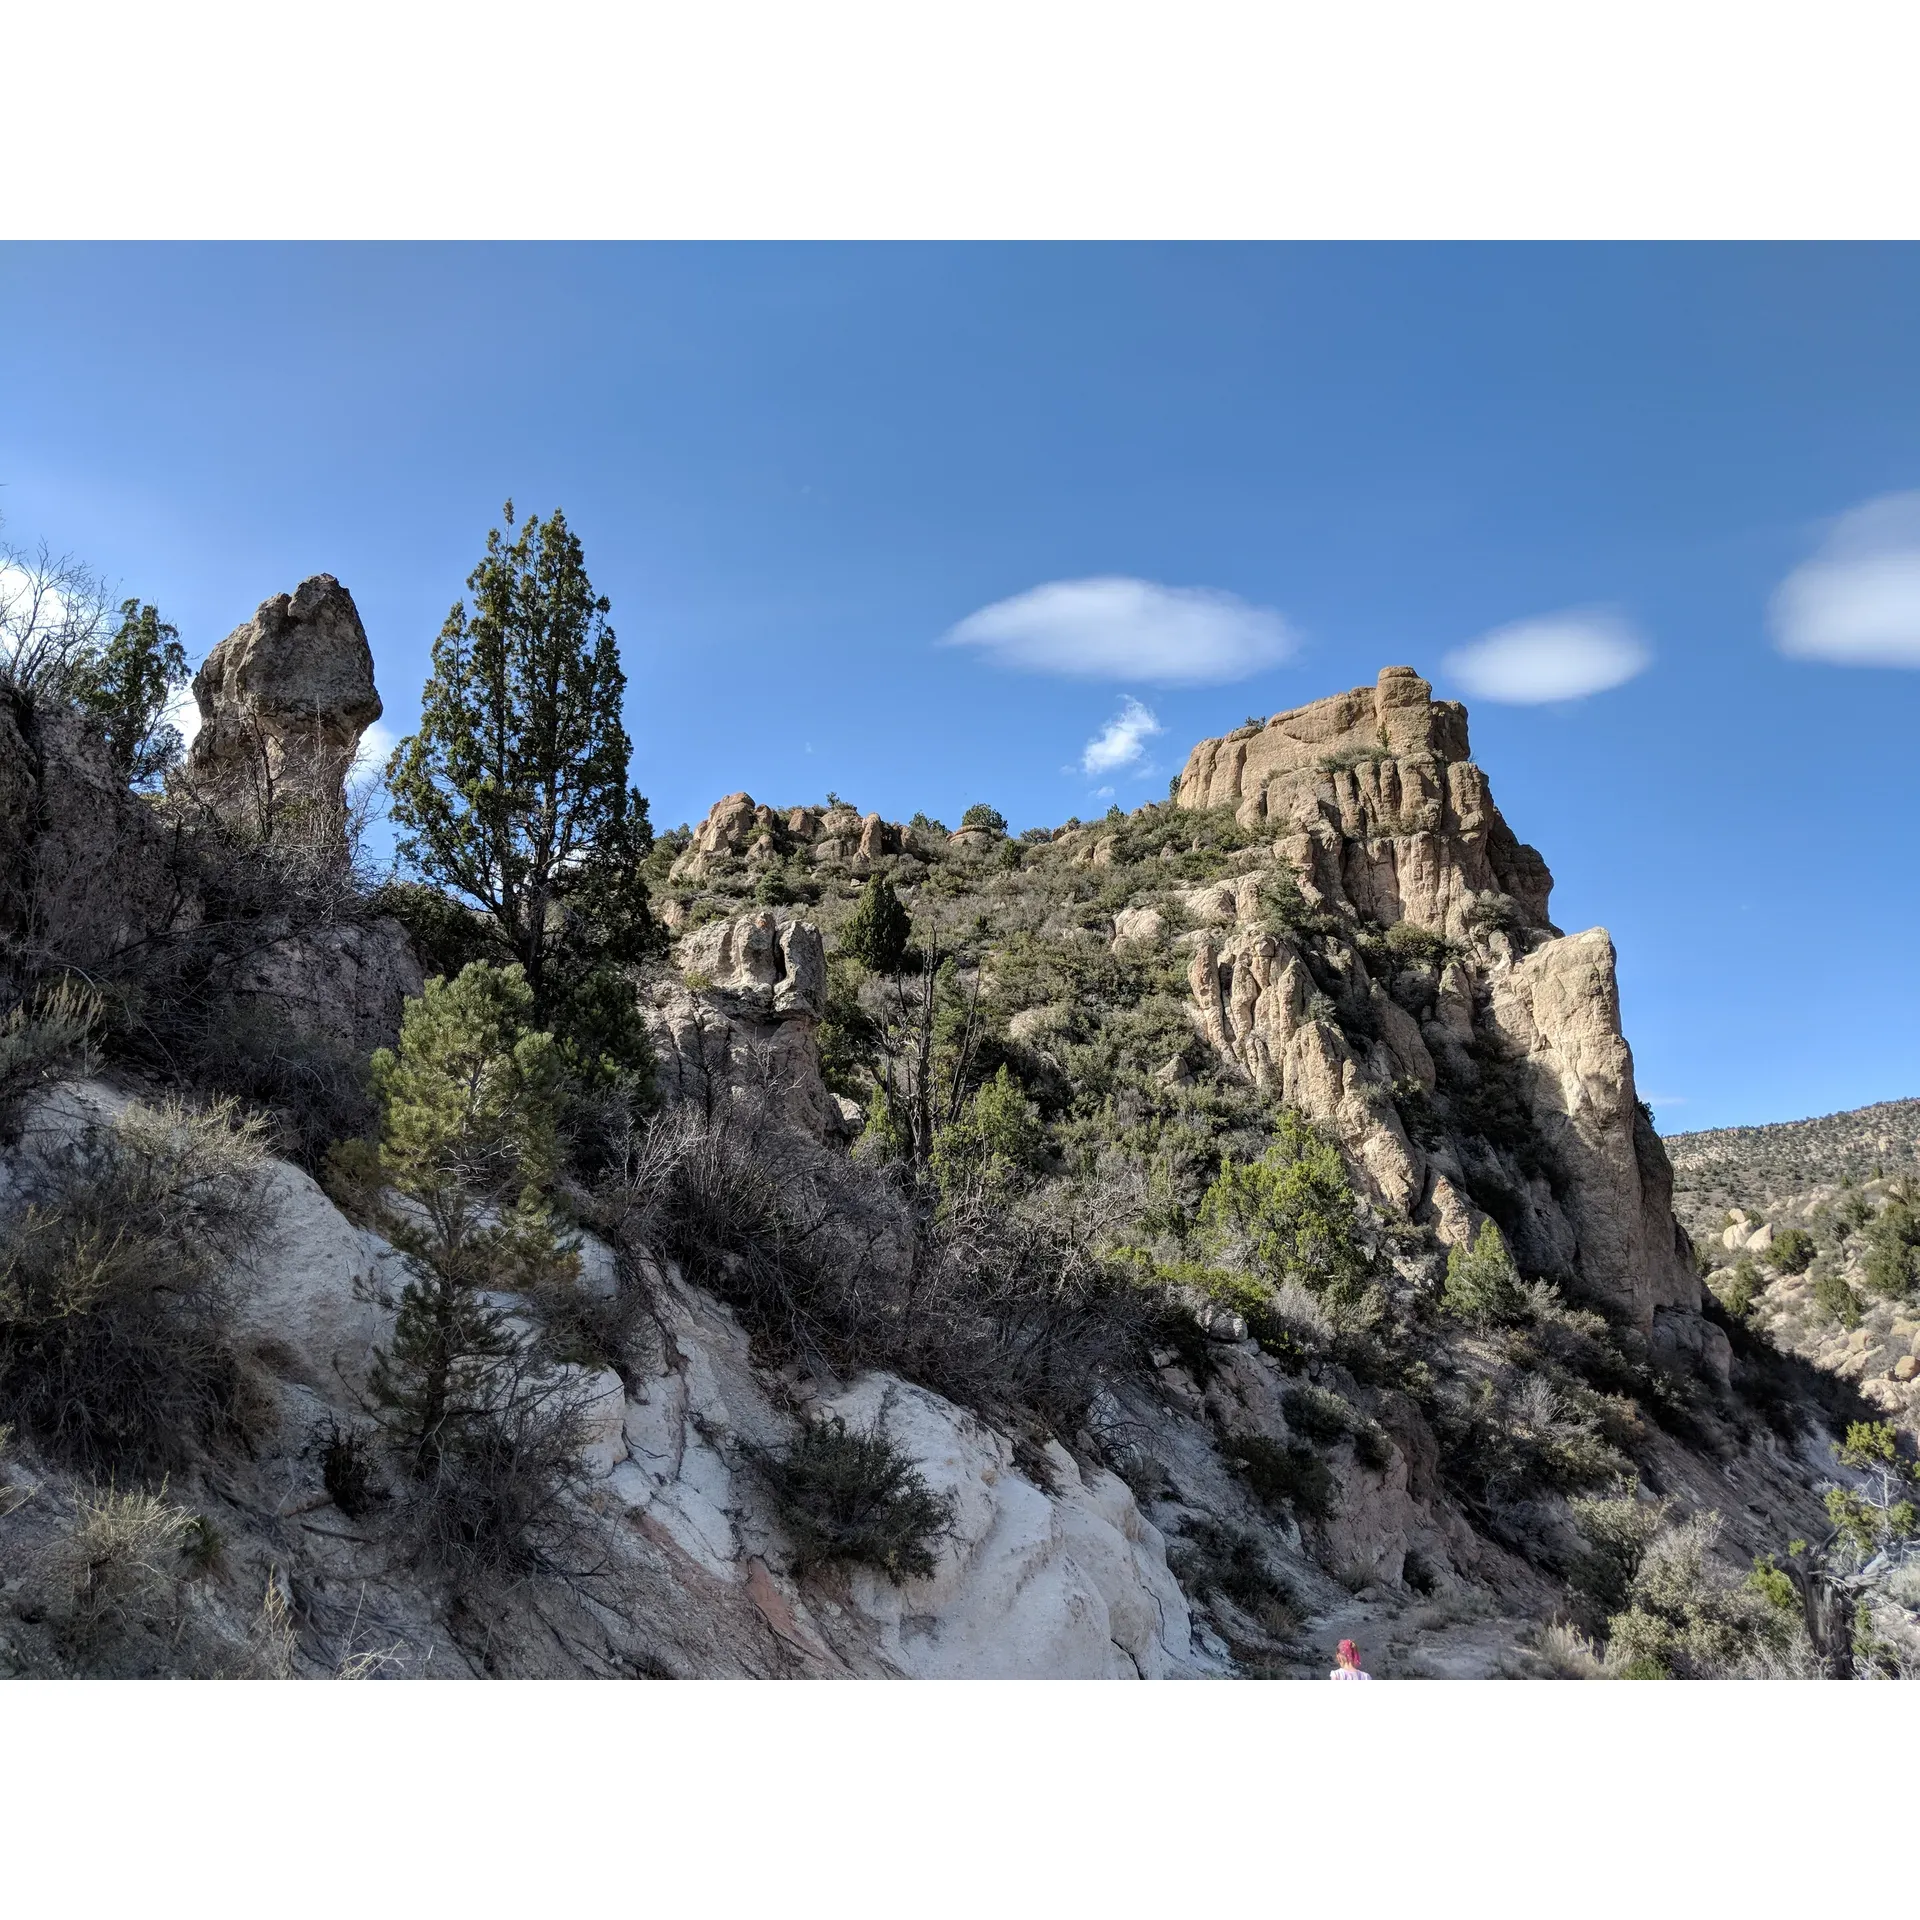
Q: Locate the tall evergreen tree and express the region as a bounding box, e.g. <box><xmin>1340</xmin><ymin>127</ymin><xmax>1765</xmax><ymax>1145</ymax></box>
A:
<box><xmin>387</xmin><ymin>504</ymin><xmax>657</xmax><ymax>1026</ymax></box>
<box><xmin>68</xmin><ymin>599</ymin><xmax>189</xmax><ymax>788</ymax></box>
<box><xmin>363</xmin><ymin>963</ymin><xmax>574</xmax><ymax>1474</ymax></box>
<box><xmin>840</xmin><ymin>873</ymin><xmax>912</xmax><ymax>974</ymax></box>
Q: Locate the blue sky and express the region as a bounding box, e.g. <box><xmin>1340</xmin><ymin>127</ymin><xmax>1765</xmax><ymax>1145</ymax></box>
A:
<box><xmin>4</xmin><ymin>242</ymin><xmax>1920</xmax><ymax>1133</ymax></box>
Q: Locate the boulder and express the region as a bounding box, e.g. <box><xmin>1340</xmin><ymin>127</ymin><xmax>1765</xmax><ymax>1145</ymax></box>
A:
<box><xmin>820</xmin><ymin>1375</ymin><xmax>1200</xmax><ymax>1679</ymax></box>
<box><xmin>1111</xmin><ymin>906</ymin><xmax>1165</xmax><ymax>948</ymax></box>
<box><xmin>184</xmin><ymin>575</ymin><xmax>381</xmax><ymax>822</ymax></box>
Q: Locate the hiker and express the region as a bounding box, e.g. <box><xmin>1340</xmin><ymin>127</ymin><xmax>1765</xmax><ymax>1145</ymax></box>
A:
<box><xmin>1329</xmin><ymin>1638</ymin><xmax>1372</xmax><ymax>1680</ymax></box>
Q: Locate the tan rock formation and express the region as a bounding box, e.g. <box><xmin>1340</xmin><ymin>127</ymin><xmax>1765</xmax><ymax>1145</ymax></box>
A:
<box><xmin>671</xmin><ymin>792</ymin><xmax>762</xmax><ymax>881</ymax></box>
<box><xmin>648</xmin><ymin>912</ymin><xmax>838</xmax><ymax>1137</ymax></box>
<box><xmin>676</xmin><ymin>910</ymin><xmax>826</xmax><ymax>1021</ymax></box>
<box><xmin>184</xmin><ymin>575</ymin><xmax>381</xmax><ymax>820</ymax></box>
<box><xmin>1175</xmin><ymin>669</ymin><xmax>1702</xmax><ymax>1336</ymax></box>
<box><xmin>672</xmin><ymin>792</ymin><xmax>917</xmax><ymax>882</ymax></box>
<box><xmin>1175</xmin><ymin>666</ymin><xmax>1554</xmax><ymax>939</ymax></box>
<box><xmin>1484</xmin><ymin>929</ymin><xmax>1700</xmax><ymax>1325</ymax></box>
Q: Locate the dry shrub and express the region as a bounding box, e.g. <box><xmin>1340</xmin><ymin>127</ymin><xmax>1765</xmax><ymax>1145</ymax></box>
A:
<box><xmin>398</xmin><ymin>1356</ymin><xmax>601</xmax><ymax>1594</ymax></box>
<box><xmin>0</xmin><ymin>978</ymin><xmax>102</xmax><ymax>1139</ymax></box>
<box><xmin>601</xmin><ymin>1102</ymin><xmax>1149</xmax><ymax>1433</ymax></box>
<box><xmin>241</xmin><ymin>1570</ymin><xmax>299</xmax><ymax>1679</ymax></box>
<box><xmin>1529</xmin><ymin>1619</ymin><xmax>1605</xmax><ymax>1679</ymax></box>
<box><xmin>0</xmin><ymin>1095</ymin><xmax>274</xmax><ymax>1477</ymax></box>
<box><xmin>52</xmin><ymin>1484</ymin><xmax>193</xmax><ymax>1663</ymax></box>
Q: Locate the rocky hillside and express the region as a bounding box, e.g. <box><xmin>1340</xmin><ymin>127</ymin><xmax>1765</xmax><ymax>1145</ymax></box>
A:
<box><xmin>1668</xmin><ymin>1101</ymin><xmax>1920</xmax><ymax>1225</ymax></box>
<box><xmin>2</xmin><ymin>598</ymin><xmax>1913</xmax><ymax>1681</ymax></box>
<box><xmin>1666</xmin><ymin>1104</ymin><xmax>1920</xmax><ymax>1442</ymax></box>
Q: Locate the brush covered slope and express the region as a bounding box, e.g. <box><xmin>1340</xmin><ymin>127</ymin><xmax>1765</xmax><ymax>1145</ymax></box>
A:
<box><xmin>2</xmin><ymin>616</ymin><xmax>1910</xmax><ymax>1680</ymax></box>
<box><xmin>1668</xmin><ymin>1103</ymin><xmax>1920</xmax><ymax>1433</ymax></box>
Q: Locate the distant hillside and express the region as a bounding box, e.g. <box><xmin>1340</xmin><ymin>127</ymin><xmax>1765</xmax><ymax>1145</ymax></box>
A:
<box><xmin>1664</xmin><ymin>1099</ymin><xmax>1920</xmax><ymax>1233</ymax></box>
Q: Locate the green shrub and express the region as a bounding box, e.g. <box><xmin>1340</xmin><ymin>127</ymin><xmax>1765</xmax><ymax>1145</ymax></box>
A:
<box><xmin>1197</xmin><ymin>1112</ymin><xmax>1374</xmax><ymax>1307</ymax></box>
<box><xmin>752</xmin><ymin>1413</ymin><xmax>953</xmax><ymax>1581</ymax></box>
<box><xmin>960</xmin><ymin>804</ymin><xmax>1007</xmax><ymax>836</ymax></box>
<box><xmin>1823</xmin><ymin>1420</ymin><xmax>1919</xmax><ymax>1562</ymax></box>
<box><xmin>1768</xmin><ymin>1227</ymin><xmax>1815</xmax><ymax>1275</ymax></box>
<box><xmin>1442</xmin><ymin>1219</ymin><xmax>1526</xmax><ymax>1325</ymax></box>
<box><xmin>1710</xmin><ymin>1260</ymin><xmax>1761</xmax><ymax>1320</ymax></box>
<box><xmin>1465</xmin><ymin>895</ymin><xmax>1528</xmax><ymax>941</ymax></box>
<box><xmin>1382</xmin><ymin>920</ymin><xmax>1456</xmax><ymax>973</ymax></box>
<box><xmin>1745</xmin><ymin>1554</ymin><xmax>1798</xmax><ymax>1615</ymax></box>
<box><xmin>1811</xmin><ymin>1270</ymin><xmax>1863</xmax><ymax>1328</ymax></box>
<box><xmin>1228</xmin><ymin>1430</ymin><xmax>1335</xmax><ymax>1519</ymax></box>
<box><xmin>1167</xmin><ymin>1518</ymin><xmax>1298</xmax><ymax>1632</ymax></box>
<box><xmin>931</xmin><ymin>1065</ymin><xmax>1044</xmax><ymax>1195</ymax></box>
<box><xmin>359</xmin><ymin>964</ymin><xmax>599</xmax><ymax>1590</ymax></box>
<box><xmin>1602</xmin><ymin>1513</ymin><xmax>1805</xmax><ymax>1678</ymax></box>
<box><xmin>1282</xmin><ymin>1382</ymin><xmax>1353</xmax><ymax>1443</ymax></box>
<box><xmin>321</xmin><ymin>1419</ymin><xmax>379</xmax><ymax>1519</ymax></box>
<box><xmin>1568</xmin><ymin>1484</ymin><xmax>1665</xmax><ymax>1618</ymax></box>
<box><xmin>1860</xmin><ymin>1202</ymin><xmax>1920</xmax><ymax>1300</ymax></box>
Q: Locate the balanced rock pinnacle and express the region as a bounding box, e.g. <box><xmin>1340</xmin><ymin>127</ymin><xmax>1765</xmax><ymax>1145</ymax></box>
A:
<box><xmin>184</xmin><ymin>574</ymin><xmax>382</xmax><ymax>818</ymax></box>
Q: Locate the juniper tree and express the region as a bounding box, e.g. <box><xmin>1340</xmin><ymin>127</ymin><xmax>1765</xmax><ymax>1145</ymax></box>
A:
<box><xmin>1441</xmin><ymin>1218</ymin><xmax>1526</xmax><ymax>1325</ymax></box>
<box><xmin>840</xmin><ymin>872</ymin><xmax>912</xmax><ymax>974</ymax></box>
<box><xmin>386</xmin><ymin>504</ymin><xmax>659</xmax><ymax>1061</ymax></box>
<box><xmin>1198</xmin><ymin>1112</ymin><xmax>1374</xmax><ymax>1307</ymax></box>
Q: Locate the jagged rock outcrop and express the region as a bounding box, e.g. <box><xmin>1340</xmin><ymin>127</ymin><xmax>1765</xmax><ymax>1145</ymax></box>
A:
<box><xmin>645</xmin><ymin>911</ymin><xmax>842</xmax><ymax>1138</ymax></box>
<box><xmin>670</xmin><ymin>792</ymin><xmax>919</xmax><ymax>884</ymax></box>
<box><xmin>1178</xmin><ymin>669</ymin><xmax>1702</xmax><ymax>1336</ymax></box>
<box><xmin>1177</xmin><ymin>666</ymin><xmax>1554</xmax><ymax>939</ymax></box>
<box><xmin>1485</xmin><ymin>930</ymin><xmax>1702</xmax><ymax>1327</ymax></box>
<box><xmin>676</xmin><ymin>910</ymin><xmax>826</xmax><ymax>1020</ymax></box>
<box><xmin>184</xmin><ymin>574</ymin><xmax>381</xmax><ymax>820</ymax></box>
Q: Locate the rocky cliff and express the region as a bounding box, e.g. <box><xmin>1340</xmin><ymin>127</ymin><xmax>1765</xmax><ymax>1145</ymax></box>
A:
<box><xmin>3</xmin><ymin>623</ymin><xmax>1898</xmax><ymax>1681</ymax></box>
<box><xmin>1170</xmin><ymin>668</ymin><xmax>1698</xmax><ymax>1338</ymax></box>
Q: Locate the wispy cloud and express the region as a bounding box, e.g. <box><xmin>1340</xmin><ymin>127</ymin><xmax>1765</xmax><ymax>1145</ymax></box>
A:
<box><xmin>945</xmin><ymin>576</ymin><xmax>1295</xmax><ymax>685</ymax></box>
<box><xmin>1078</xmin><ymin>696</ymin><xmax>1163</xmax><ymax>777</ymax></box>
<box><xmin>1771</xmin><ymin>490</ymin><xmax>1920</xmax><ymax>667</ymax></box>
<box><xmin>353</xmin><ymin>720</ymin><xmax>397</xmax><ymax>774</ymax></box>
<box><xmin>1443</xmin><ymin>608</ymin><xmax>1651</xmax><ymax>704</ymax></box>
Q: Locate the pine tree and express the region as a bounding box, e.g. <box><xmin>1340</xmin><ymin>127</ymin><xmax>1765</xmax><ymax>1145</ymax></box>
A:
<box><xmin>364</xmin><ymin>963</ymin><xmax>576</xmax><ymax>1473</ymax></box>
<box><xmin>386</xmin><ymin>504</ymin><xmax>658</xmax><ymax>1038</ymax></box>
<box><xmin>840</xmin><ymin>873</ymin><xmax>912</xmax><ymax>974</ymax></box>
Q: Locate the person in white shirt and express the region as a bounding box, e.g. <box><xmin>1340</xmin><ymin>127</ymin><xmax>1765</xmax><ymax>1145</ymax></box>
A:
<box><xmin>1329</xmin><ymin>1638</ymin><xmax>1372</xmax><ymax>1680</ymax></box>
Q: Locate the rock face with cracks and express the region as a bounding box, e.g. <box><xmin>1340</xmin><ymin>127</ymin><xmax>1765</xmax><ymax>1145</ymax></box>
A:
<box><xmin>1176</xmin><ymin>668</ymin><xmax>1699</xmax><ymax>1334</ymax></box>
<box><xmin>1176</xmin><ymin>666</ymin><xmax>1554</xmax><ymax>939</ymax></box>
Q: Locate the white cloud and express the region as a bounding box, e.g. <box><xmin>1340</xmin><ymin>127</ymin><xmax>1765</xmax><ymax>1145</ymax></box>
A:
<box><xmin>1078</xmin><ymin>696</ymin><xmax>1163</xmax><ymax>777</ymax></box>
<box><xmin>162</xmin><ymin>682</ymin><xmax>201</xmax><ymax>752</ymax></box>
<box><xmin>353</xmin><ymin>720</ymin><xmax>397</xmax><ymax>774</ymax></box>
<box><xmin>945</xmin><ymin>576</ymin><xmax>1295</xmax><ymax>684</ymax></box>
<box><xmin>1443</xmin><ymin>609</ymin><xmax>1651</xmax><ymax>704</ymax></box>
<box><xmin>1771</xmin><ymin>490</ymin><xmax>1920</xmax><ymax>667</ymax></box>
